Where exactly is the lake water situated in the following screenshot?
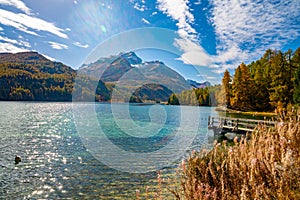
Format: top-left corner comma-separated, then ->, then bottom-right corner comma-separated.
0,102 -> 218,199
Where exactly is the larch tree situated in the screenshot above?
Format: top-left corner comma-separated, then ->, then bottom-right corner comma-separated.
222,69 -> 231,108
269,50 -> 294,108
231,63 -> 253,111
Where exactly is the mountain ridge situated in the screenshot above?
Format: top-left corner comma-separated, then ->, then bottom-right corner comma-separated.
0,51 -> 192,102
80,51 -> 191,95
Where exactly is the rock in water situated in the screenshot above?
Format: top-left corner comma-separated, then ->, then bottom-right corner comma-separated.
15,156 -> 21,164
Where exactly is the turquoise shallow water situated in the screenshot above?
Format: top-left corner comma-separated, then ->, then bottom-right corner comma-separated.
0,102 -> 217,199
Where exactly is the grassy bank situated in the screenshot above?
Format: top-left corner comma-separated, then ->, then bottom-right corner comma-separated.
216,107 -> 276,117
148,109 -> 300,199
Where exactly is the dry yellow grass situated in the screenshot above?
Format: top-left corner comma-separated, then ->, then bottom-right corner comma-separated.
176,109 -> 300,199
147,108 -> 300,199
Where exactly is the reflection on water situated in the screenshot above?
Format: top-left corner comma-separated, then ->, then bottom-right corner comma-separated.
0,102 -> 215,199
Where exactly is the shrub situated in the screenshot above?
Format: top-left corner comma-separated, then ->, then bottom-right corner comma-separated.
149,109 -> 300,199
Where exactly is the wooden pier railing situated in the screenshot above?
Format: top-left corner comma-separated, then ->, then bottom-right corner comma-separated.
208,116 -> 276,134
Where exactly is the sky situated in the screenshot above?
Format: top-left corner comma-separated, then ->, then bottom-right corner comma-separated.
0,0 -> 299,84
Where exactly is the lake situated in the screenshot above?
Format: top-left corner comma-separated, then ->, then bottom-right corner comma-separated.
0,102 -> 218,199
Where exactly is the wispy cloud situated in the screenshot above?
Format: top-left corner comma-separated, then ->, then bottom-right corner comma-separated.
157,0 -> 212,67
141,18 -> 150,24
151,11 -> 157,16
0,35 -> 30,48
201,75 -> 217,80
174,37 -> 211,66
157,0 -> 300,73
209,0 -> 300,71
194,0 -> 201,5
0,0 -> 31,14
131,0 -> 147,12
48,41 -> 68,50
0,42 -> 27,52
0,8 -> 68,39
73,41 -> 89,48
157,0 -> 197,40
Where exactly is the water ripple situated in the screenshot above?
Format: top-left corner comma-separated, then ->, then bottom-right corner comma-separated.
0,102 -> 214,199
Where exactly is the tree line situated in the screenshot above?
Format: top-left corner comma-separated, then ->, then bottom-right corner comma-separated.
168,47 -> 300,112
223,47 -> 300,111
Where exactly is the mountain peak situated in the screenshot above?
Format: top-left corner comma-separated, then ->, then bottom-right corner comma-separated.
120,51 -> 142,65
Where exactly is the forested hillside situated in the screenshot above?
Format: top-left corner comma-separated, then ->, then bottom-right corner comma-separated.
223,47 -> 300,111
0,52 -> 110,101
169,47 -> 300,111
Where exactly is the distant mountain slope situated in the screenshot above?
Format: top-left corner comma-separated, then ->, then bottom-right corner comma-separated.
101,57 -> 132,82
81,52 -> 191,100
130,83 -> 173,103
0,51 -> 191,102
0,52 -> 110,101
139,61 -> 191,93
187,79 -> 211,88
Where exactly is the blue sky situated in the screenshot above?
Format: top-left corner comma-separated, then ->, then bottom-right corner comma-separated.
0,0 -> 299,84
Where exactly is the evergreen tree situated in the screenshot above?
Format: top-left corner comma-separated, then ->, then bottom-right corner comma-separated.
231,63 -> 253,111
293,47 -> 300,104
222,70 -> 231,108
168,93 -> 180,105
269,50 -> 295,107
251,60 -> 271,111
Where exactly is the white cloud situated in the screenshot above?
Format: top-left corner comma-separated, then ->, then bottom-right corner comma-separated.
19,40 -> 30,47
73,41 -> 89,48
134,3 -> 146,11
174,37 -> 211,66
156,0 -> 212,69
141,18 -> 150,24
0,26 -> 3,31
151,11 -> 157,16
194,0 -> 201,5
0,0 -> 31,14
157,0 -> 197,41
0,35 -> 18,44
0,35 -> 30,48
131,0 -> 147,12
209,0 -> 300,71
0,8 -> 68,39
48,41 -> 68,50
156,0 -> 217,77
156,0 -> 300,74
73,0 -> 78,4
0,42 -> 27,52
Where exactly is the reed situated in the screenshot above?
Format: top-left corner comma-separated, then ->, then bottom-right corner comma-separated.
151,108 -> 300,199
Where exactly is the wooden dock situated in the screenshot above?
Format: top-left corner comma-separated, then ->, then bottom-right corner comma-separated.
208,116 -> 276,135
